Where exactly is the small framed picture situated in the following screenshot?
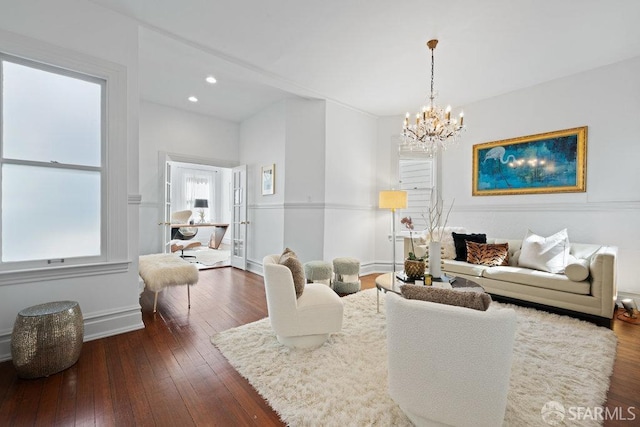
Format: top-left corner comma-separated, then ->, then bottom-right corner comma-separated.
261,164 -> 275,195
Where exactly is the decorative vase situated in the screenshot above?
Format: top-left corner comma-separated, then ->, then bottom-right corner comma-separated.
428,241 -> 442,278
404,259 -> 426,280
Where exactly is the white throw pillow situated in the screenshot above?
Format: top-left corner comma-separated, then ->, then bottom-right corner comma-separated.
423,226 -> 466,260
565,257 -> 590,282
518,229 -> 570,274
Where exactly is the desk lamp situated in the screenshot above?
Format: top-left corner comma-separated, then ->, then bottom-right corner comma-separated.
194,199 -> 208,223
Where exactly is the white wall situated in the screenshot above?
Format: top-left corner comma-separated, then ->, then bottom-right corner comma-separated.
283,99 -> 327,261
139,101 -> 239,254
378,56 -> 640,296
323,102 -> 379,272
0,0 -> 142,360
375,116 -> 407,272
240,101 -> 287,268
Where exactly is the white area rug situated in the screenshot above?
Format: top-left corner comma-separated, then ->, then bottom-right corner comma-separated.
211,288 -> 617,426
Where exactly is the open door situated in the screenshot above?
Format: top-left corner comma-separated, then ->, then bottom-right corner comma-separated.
230,165 -> 248,270
161,160 -> 172,253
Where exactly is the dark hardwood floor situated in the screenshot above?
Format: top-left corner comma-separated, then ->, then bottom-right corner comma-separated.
0,268 -> 638,426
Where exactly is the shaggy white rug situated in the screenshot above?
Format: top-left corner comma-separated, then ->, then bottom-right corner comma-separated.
211,288 -> 617,426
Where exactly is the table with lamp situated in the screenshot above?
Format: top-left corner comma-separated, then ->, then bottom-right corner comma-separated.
171,199 -> 230,249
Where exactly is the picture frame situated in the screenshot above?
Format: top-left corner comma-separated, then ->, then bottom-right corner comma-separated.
261,164 -> 275,195
472,126 -> 587,196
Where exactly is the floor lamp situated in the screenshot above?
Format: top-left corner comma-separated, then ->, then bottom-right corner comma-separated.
379,190 -> 408,279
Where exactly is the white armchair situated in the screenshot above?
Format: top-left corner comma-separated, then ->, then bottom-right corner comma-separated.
263,254 -> 344,349
386,292 -> 516,427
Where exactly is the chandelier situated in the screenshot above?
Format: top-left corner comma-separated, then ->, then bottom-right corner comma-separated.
400,39 -> 465,156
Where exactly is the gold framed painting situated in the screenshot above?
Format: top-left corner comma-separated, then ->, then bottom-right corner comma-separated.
472,126 -> 587,196
261,164 -> 275,195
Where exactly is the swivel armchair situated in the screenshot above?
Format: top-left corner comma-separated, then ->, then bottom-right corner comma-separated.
263,254 -> 343,349
386,292 -> 516,427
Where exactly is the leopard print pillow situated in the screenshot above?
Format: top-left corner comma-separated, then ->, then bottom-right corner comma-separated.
466,241 -> 509,267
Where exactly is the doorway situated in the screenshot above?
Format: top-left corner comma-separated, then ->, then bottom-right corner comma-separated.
159,152 -> 240,269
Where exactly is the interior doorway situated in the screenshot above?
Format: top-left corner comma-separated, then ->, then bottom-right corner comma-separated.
159,152 -> 238,269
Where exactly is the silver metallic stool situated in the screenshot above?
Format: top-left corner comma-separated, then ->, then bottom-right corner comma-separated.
11,301 -> 84,379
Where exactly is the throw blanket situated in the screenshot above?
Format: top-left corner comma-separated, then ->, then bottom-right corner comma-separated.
139,254 -> 199,292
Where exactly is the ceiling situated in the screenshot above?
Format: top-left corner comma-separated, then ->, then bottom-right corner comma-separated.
91,0 -> 640,122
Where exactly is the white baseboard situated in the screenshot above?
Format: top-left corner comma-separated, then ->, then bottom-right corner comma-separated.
0,305 -> 144,362
617,291 -> 640,306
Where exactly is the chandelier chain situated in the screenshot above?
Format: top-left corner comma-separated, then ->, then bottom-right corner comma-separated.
430,44 -> 435,107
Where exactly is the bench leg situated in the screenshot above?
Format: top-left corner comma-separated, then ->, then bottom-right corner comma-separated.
153,291 -> 159,313
187,285 -> 191,309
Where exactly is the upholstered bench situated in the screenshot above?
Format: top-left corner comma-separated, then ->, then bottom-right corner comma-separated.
139,254 -> 199,313
304,260 -> 333,286
333,257 -> 361,294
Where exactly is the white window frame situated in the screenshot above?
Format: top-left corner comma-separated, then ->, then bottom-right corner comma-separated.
398,158 -> 435,231
0,30 -> 129,284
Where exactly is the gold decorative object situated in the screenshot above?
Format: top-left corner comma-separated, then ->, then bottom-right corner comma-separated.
404,259 -> 426,280
11,301 -> 84,379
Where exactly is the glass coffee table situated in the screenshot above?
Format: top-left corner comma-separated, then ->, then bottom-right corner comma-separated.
374,272 -> 484,312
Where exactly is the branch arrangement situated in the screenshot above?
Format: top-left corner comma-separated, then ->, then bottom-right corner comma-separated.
422,189 -> 455,242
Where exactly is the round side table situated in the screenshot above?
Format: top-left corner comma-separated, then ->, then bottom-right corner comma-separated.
11,301 -> 84,379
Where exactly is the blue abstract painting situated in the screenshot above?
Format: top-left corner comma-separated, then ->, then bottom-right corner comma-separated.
473,127 -> 587,196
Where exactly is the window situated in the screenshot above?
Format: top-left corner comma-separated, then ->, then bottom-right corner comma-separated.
399,158 -> 435,230
1,54 -> 105,267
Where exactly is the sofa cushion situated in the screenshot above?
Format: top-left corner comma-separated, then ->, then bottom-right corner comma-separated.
443,259 -> 490,277
400,284 -> 492,311
518,229 -> 570,274
452,232 -> 487,261
565,257 -> 590,282
482,266 -> 591,295
466,241 -> 509,267
279,248 -> 305,298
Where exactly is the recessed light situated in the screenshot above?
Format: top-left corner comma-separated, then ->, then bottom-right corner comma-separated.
188,96 -> 198,103
205,75 -> 217,84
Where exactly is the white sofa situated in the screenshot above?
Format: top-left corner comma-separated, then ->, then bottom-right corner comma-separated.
386,292 -> 517,426
404,236 -> 618,321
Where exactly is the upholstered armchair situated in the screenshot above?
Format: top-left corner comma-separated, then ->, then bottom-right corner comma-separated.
385,292 -> 516,427
262,254 -> 344,349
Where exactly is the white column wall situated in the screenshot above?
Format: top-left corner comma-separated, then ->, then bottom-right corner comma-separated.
239,101 -> 287,270
323,102 -> 378,273
375,116 -> 406,272
283,99 -> 327,262
0,0 -> 142,361
138,101 -> 239,254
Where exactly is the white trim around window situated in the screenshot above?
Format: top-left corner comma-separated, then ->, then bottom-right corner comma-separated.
0,29 -> 130,282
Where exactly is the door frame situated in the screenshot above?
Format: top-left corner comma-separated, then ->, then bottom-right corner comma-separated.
158,151 -> 238,253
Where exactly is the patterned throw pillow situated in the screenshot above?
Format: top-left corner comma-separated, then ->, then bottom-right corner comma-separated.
466,241 -> 509,267
279,248 -> 305,298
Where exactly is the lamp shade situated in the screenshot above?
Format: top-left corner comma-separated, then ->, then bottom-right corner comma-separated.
379,191 -> 407,210
194,199 -> 208,208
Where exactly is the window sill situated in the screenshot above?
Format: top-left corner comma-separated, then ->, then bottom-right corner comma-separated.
0,260 -> 132,286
